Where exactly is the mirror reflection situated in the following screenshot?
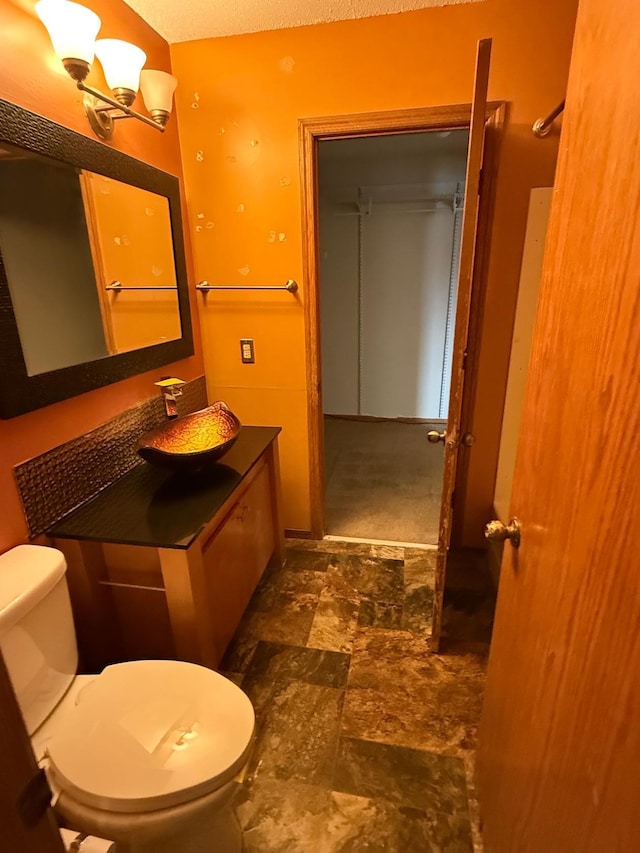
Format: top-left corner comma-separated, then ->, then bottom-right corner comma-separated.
0,144 -> 181,377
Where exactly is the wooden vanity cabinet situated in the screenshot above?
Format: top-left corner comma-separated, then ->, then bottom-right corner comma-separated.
53,436 -> 283,672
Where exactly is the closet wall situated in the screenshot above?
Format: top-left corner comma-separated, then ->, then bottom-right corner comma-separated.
319,132 -> 468,420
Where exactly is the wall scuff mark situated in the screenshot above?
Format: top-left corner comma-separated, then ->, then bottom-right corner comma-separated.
279,56 -> 295,73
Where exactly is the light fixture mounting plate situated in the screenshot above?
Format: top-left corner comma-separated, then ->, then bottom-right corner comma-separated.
83,93 -> 114,140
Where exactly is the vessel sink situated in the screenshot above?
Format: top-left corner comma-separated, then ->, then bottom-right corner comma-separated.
137,401 -> 242,472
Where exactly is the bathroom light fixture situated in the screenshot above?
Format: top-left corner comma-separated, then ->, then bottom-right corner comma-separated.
35,0 -> 177,140
94,39 -> 147,106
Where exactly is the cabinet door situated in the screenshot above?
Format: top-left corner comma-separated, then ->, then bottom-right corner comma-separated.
201,506 -> 251,665
201,460 -> 277,665
241,460 -> 276,591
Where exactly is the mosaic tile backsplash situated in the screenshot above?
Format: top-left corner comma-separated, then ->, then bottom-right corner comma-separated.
15,376 -> 208,538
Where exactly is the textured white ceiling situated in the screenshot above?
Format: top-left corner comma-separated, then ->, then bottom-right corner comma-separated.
124,0 -> 482,44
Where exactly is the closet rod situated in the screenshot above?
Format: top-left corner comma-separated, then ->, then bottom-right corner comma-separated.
196,280 -> 299,293
532,100 -> 565,137
106,281 -> 177,291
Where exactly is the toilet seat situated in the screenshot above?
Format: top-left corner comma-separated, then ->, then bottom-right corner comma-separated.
44,660 -> 254,814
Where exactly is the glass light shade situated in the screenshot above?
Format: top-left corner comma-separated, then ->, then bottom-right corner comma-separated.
140,70 -> 177,114
95,39 -> 146,93
35,0 -> 101,64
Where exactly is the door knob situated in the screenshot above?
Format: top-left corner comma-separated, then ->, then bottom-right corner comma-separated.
427,429 -> 446,444
484,518 -> 521,548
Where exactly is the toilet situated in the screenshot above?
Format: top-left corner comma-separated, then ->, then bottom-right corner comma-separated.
0,544 -> 255,853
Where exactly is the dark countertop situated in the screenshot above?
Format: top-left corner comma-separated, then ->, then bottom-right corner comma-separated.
49,426 -> 281,550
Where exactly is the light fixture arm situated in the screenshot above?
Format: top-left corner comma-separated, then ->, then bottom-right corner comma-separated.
77,81 -> 165,139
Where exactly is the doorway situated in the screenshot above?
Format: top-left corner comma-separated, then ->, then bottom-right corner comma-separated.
301,104 -> 502,544
317,131 -> 469,544
301,83 -> 503,645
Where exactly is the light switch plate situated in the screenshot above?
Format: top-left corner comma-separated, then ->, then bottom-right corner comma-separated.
240,338 -> 255,363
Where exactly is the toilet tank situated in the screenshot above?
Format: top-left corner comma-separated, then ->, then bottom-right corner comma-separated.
0,545 -> 78,734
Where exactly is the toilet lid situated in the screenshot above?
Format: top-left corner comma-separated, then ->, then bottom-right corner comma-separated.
45,660 -> 255,813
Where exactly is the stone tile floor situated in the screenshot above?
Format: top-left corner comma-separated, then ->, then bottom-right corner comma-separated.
220,540 -> 490,853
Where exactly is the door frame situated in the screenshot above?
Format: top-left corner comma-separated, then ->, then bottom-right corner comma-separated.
299,102 -> 505,539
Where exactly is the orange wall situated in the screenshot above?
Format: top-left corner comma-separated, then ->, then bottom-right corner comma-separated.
0,0 -> 202,552
172,0 -> 578,539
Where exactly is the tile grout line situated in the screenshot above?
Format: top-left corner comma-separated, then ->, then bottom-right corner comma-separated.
463,752 -> 485,853
325,688 -> 349,795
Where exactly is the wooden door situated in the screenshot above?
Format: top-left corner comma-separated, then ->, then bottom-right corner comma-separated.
476,1 -> 640,850
431,38 -> 492,647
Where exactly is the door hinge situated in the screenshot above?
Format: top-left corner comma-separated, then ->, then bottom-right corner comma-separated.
478,165 -> 484,196
451,489 -> 456,508
17,769 -> 53,829
462,349 -> 469,370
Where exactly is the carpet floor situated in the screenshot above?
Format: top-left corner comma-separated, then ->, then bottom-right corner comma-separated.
323,416 -> 445,545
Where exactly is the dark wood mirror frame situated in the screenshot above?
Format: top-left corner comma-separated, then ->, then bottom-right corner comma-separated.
0,97 -> 194,419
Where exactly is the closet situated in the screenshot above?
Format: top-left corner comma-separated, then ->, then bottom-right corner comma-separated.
318,131 -> 469,542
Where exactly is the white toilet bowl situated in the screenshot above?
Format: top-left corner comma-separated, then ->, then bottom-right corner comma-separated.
36,660 -> 255,853
0,546 -> 255,853
56,768 -> 243,853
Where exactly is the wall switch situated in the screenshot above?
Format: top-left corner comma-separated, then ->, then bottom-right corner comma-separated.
240,338 -> 255,363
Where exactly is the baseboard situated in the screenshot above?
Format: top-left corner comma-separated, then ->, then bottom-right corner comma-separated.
324,413 -> 447,425
285,528 -> 313,539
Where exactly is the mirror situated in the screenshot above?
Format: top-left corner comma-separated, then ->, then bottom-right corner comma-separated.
81,174 -> 181,357
0,97 -> 193,418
